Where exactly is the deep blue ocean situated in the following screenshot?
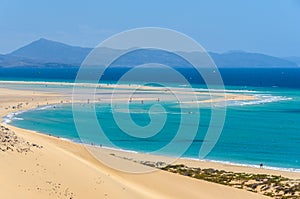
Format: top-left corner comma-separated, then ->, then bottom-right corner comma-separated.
1,67 -> 300,171
1,67 -> 300,88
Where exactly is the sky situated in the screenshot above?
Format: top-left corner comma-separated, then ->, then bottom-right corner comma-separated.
0,0 -> 300,57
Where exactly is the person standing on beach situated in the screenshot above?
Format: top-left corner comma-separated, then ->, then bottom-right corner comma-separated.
260,163 -> 263,168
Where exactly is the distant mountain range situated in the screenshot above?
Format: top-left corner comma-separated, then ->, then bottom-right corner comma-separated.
284,56 -> 300,66
0,38 -> 91,67
0,38 -> 298,68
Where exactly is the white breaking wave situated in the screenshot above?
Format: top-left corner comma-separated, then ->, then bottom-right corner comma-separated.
35,105 -> 57,110
2,110 -> 25,124
227,94 -> 292,107
2,104 -> 56,124
195,88 -> 258,93
184,158 -> 300,173
12,117 -> 24,121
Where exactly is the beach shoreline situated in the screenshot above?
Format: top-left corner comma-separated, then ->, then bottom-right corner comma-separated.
0,82 -> 298,198
2,81 -> 298,175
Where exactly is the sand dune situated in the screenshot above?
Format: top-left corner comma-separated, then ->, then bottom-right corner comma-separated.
0,124 -> 270,199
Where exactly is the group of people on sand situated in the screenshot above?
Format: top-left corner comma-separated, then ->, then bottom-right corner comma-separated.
128,97 -> 160,104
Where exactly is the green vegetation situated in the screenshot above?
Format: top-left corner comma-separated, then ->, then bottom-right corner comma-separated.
161,164 -> 300,199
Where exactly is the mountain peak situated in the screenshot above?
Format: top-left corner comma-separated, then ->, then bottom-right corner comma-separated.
225,50 -> 247,54
37,37 -> 48,41
35,38 -> 53,43
25,38 -> 70,48
7,38 -> 92,65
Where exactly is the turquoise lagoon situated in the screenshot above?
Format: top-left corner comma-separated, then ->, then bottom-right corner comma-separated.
3,83 -> 300,172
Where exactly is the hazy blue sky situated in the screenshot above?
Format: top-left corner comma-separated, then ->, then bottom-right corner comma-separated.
0,0 -> 300,57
